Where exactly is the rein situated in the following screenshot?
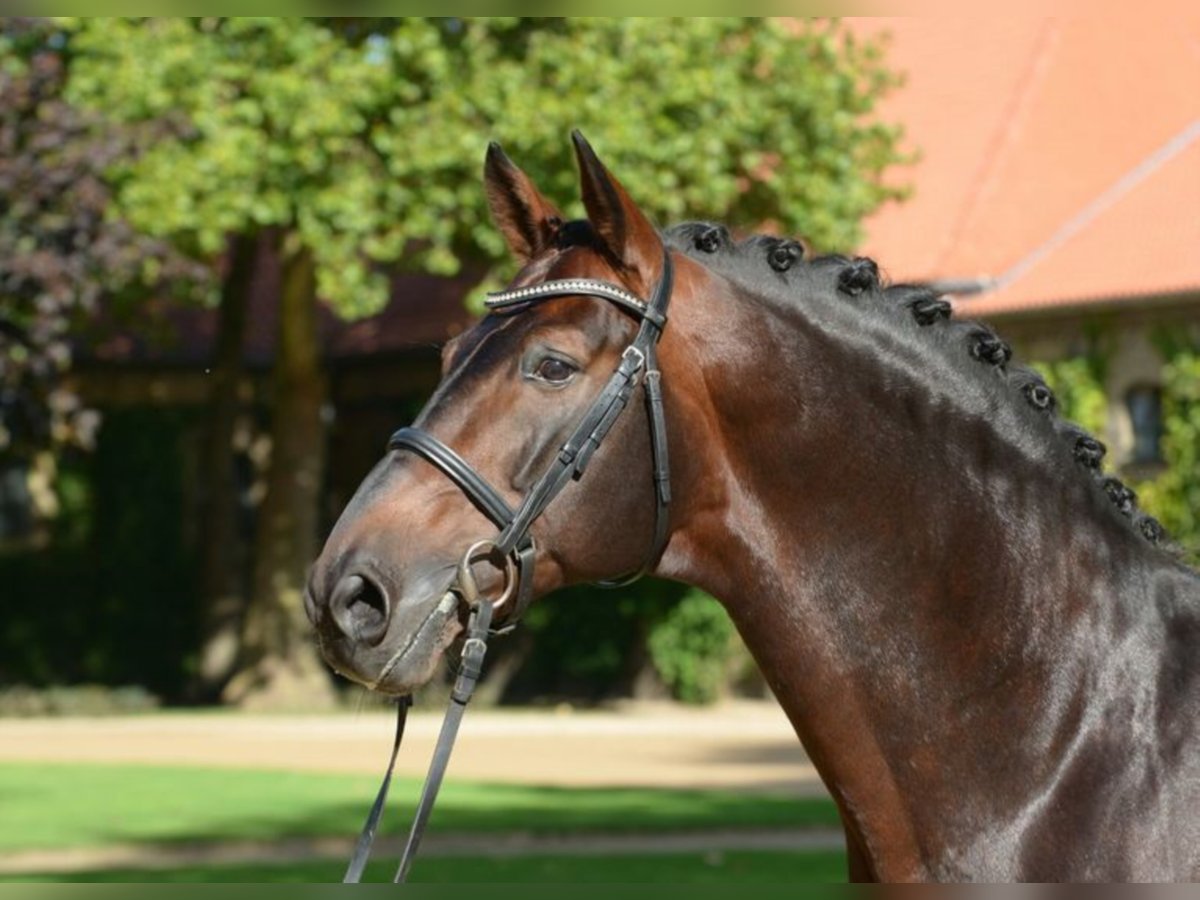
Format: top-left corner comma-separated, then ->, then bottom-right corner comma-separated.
342,251 -> 675,882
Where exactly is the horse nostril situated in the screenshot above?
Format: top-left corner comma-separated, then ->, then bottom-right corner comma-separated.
329,573 -> 391,646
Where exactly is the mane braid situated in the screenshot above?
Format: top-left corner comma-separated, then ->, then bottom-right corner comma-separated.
661,221 -> 1169,549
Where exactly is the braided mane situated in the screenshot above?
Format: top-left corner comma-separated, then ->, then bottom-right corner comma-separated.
662,221 -> 1167,548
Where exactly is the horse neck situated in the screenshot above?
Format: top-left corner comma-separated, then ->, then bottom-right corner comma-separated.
656,277 -> 1161,877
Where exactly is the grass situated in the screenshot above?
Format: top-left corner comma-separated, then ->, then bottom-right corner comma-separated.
2,850 -> 848,883
0,763 -> 840,853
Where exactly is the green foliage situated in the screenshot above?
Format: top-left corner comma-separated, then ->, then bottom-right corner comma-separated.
1134,343 -> 1200,562
0,18 -> 208,458
1034,341 -> 1200,564
648,589 -> 737,705
0,684 -> 159,716
1033,355 -> 1108,436
63,17 -> 908,318
508,578 -> 685,701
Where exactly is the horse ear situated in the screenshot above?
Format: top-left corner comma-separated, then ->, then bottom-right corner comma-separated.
571,130 -> 663,292
483,141 -> 564,262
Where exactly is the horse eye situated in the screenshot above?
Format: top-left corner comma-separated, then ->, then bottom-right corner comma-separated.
533,357 -> 576,384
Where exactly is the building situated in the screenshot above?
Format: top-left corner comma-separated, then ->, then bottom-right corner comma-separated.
849,15 -> 1200,472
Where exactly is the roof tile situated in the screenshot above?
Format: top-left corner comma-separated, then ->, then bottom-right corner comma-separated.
851,14 -> 1200,314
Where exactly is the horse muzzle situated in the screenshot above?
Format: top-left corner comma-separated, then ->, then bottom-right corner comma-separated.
306,560 -> 463,695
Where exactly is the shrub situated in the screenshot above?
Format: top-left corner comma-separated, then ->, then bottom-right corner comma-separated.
647,589 -> 737,705
1135,344 -> 1200,563
0,683 -> 160,716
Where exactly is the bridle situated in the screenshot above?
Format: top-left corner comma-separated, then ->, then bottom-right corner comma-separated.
342,248 -> 675,883
389,247 -> 675,627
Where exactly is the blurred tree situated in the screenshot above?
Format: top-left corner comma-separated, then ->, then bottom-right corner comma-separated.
62,17 -> 907,706
1132,340 -> 1200,566
190,231 -> 259,701
0,18 -> 206,527
647,588 -> 738,705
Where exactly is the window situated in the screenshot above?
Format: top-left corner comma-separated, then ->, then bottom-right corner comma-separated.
1126,385 -> 1164,465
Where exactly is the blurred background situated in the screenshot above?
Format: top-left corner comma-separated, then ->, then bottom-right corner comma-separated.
0,15 -> 1197,883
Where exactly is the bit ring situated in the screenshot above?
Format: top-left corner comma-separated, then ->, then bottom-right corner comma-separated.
457,539 -> 518,611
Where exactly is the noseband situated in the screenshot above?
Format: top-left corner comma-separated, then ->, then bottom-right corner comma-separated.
343,250 -> 674,883
387,248 -> 675,628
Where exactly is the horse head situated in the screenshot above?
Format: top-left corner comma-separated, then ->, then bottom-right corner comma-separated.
305,134 -> 710,695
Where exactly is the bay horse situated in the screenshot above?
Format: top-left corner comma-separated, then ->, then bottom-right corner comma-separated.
306,133 -> 1200,882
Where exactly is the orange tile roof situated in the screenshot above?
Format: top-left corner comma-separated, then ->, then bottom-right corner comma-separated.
849,15 -> 1200,316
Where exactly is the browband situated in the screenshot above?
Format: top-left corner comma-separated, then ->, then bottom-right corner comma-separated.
486,277 -> 667,329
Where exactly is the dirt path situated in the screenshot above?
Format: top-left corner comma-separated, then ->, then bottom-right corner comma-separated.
0,700 -> 826,795
0,829 -> 846,876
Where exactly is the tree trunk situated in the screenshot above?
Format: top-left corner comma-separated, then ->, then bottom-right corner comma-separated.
624,618 -> 669,701
224,242 -> 337,709
190,233 -> 257,702
473,629 -> 536,707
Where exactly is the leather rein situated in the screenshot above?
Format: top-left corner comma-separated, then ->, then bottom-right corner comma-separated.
342,250 -> 674,882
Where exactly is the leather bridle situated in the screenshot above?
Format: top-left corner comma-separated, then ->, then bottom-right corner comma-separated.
387,248 -> 674,628
342,248 -> 675,883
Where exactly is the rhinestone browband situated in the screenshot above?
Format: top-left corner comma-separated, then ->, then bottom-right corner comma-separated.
486,278 -> 665,327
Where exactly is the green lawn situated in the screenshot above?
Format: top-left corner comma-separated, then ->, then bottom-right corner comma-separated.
3,851 -> 848,883
0,763 -> 840,852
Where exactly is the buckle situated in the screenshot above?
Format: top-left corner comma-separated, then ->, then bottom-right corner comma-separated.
621,345 -> 646,371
